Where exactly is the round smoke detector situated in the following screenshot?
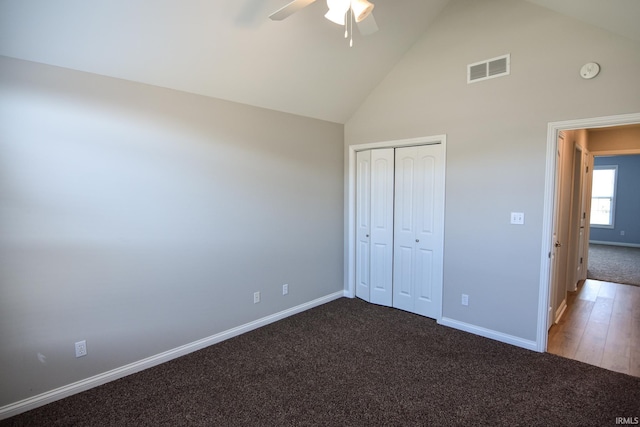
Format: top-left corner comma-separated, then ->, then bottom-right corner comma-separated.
580,62 -> 600,79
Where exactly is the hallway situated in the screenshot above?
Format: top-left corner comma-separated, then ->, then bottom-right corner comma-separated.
548,279 -> 640,377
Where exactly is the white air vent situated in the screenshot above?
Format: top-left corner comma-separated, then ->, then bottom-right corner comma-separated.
467,54 -> 510,83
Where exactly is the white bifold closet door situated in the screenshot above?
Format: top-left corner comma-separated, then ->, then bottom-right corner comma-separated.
355,144 -> 444,319
355,148 -> 394,306
392,145 -> 444,319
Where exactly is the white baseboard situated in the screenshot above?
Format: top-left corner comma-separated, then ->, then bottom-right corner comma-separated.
589,240 -> 640,248
0,291 -> 344,420
438,317 -> 538,352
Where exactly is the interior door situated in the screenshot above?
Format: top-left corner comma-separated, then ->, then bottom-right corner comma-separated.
549,132 -> 567,329
355,150 -> 371,301
580,153 -> 594,278
355,149 -> 394,306
577,150 -> 591,281
568,145 -> 584,291
369,149 -> 394,306
571,146 -> 590,287
393,144 -> 445,319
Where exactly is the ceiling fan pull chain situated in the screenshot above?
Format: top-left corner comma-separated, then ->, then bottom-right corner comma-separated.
350,6 -> 354,47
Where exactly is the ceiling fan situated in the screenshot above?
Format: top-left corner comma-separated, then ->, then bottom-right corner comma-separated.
269,0 -> 378,46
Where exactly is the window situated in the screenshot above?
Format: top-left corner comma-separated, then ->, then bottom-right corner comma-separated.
590,165 -> 617,227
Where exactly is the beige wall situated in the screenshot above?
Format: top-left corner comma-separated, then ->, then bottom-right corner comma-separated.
0,56 -> 344,408
345,0 -> 640,342
588,125 -> 640,153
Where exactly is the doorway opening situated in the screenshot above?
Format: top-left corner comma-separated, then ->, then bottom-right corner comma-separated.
540,113 -> 640,376
587,154 -> 640,287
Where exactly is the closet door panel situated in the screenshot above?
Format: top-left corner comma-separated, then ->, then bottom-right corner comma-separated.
414,145 -> 444,318
417,154 -> 436,236
416,248 -> 434,302
356,148 -> 394,306
415,151 -> 435,305
397,156 -> 415,234
370,149 -> 394,306
355,150 -> 371,301
394,245 -> 414,309
394,144 -> 444,319
371,243 -> 389,297
393,147 -> 418,312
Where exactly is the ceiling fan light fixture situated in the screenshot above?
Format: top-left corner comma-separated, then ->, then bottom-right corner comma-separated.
351,0 -> 374,22
325,0 -> 350,25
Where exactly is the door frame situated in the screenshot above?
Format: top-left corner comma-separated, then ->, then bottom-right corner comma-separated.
537,112 -> 640,352
345,135 -> 447,311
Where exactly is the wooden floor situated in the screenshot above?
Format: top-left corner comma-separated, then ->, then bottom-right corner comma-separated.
548,279 -> 640,377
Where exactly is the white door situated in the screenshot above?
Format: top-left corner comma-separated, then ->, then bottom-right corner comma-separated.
355,150 -> 371,301
577,150 -> 591,281
393,144 -> 445,319
549,133 -> 566,329
355,149 -> 394,306
568,145 -> 584,292
571,147 -> 587,287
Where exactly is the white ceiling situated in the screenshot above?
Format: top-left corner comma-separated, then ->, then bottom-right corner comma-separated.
1,0 -> 639,124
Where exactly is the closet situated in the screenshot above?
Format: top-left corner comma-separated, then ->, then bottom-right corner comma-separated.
355,144 -> 445,319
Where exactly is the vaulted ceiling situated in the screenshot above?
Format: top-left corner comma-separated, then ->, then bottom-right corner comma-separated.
1,0 -> 639,123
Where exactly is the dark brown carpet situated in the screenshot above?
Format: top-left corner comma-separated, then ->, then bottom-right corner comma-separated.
588,243 -> 640,286
2,298 -> 639,426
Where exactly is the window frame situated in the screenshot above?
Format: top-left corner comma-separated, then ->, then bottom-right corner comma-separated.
590,164 -> 618,229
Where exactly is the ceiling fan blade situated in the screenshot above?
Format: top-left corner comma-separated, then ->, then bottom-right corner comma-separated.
269,0 -> 317,21
356,12 -> 378,35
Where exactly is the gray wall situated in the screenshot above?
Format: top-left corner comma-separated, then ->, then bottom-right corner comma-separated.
345,0 -> 640,341
590,155 -> 640,245
0,56 -> 344,407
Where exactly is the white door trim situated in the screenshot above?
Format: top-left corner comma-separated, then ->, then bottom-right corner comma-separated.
538,112 -> 640,352
345,135 -> 447,302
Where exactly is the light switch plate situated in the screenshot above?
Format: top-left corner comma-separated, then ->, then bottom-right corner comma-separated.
510,212 -> 525,225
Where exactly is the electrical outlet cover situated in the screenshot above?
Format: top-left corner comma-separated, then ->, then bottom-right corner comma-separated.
75,340 -> 87,358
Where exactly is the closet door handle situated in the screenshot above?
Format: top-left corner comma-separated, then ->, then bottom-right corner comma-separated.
366,234 -> 369,238
416,239 -> 420,243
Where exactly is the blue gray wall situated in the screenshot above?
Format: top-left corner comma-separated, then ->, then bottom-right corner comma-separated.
590,155 -> 640,246
0,56 -> 344,409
